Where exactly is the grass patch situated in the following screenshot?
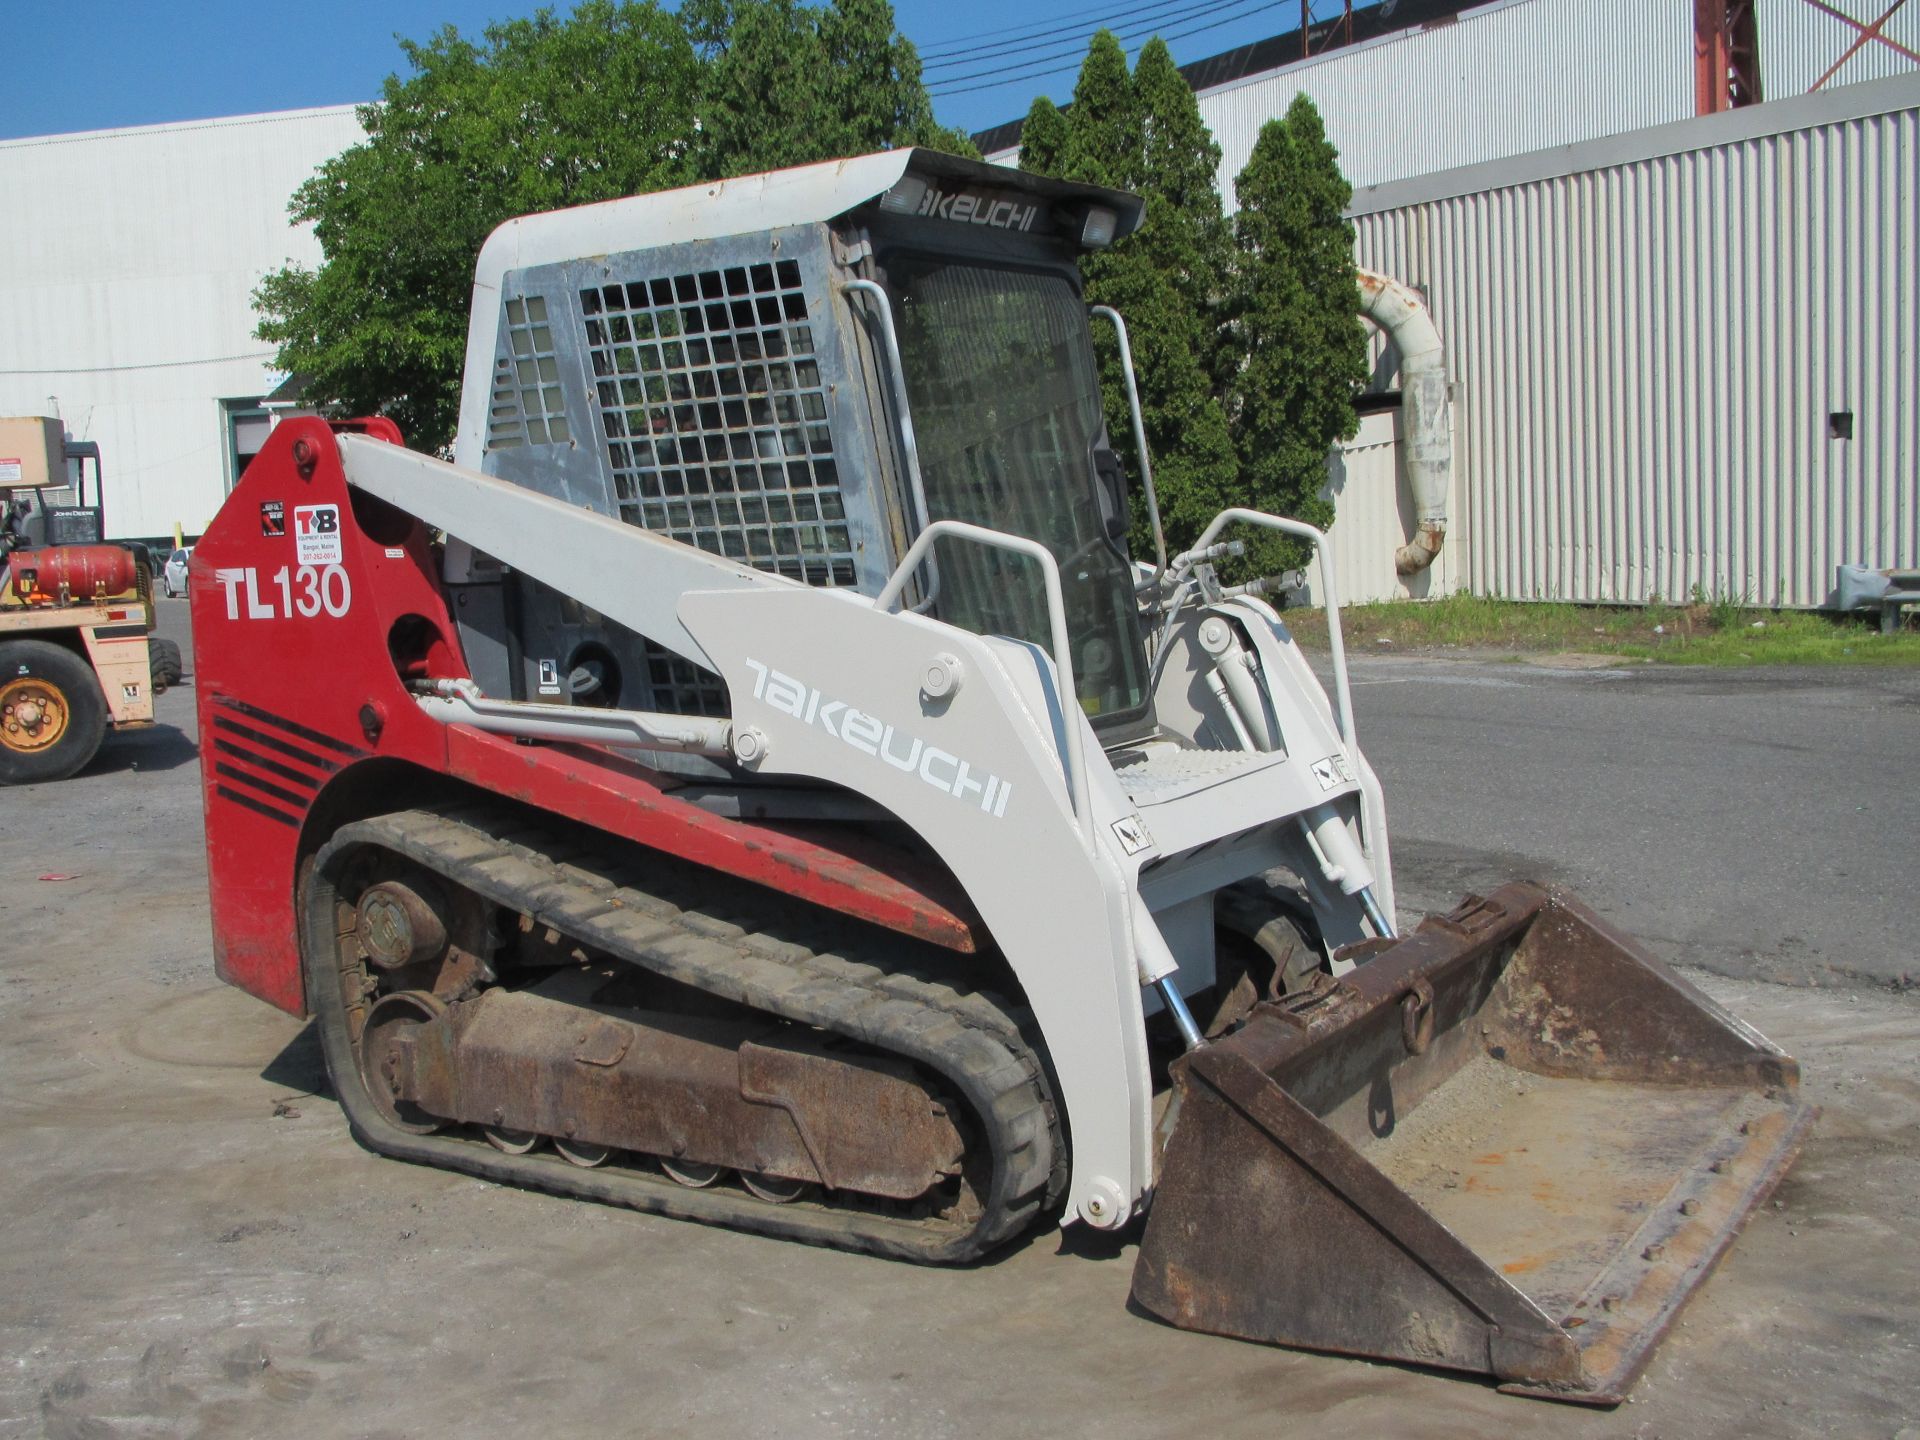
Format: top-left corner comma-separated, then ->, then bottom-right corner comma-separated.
1283,593 -> 1920,667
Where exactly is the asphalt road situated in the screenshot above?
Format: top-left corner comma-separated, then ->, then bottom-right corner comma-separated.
3,602 -> 1917,1438
1342,653 -> 1919,990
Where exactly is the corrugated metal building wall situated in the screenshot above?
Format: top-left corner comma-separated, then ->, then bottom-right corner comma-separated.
1758,0 -> 1920,95
0,106 -> 365,540
1345,75 -> 1916,607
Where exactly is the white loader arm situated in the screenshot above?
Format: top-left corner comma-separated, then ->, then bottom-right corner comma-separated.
338,434 -> 784,672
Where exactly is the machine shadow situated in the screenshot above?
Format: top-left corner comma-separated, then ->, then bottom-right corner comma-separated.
261,1019 -> 330,1096
82,721 -> 199,776
1055,1212 -> 1145,1262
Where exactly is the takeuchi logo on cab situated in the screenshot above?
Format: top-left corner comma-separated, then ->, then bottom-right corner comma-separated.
914,188 -> 1039,233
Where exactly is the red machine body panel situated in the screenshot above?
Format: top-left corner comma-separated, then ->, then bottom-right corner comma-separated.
192,420 -> 980,1017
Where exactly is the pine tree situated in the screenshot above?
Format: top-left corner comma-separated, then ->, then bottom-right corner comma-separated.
688,0 -> 973,175
1057,30 -> 1136,188
1228,95 -> 1368,571
1131,40 -> 1225,277
686,0 -> 837,176
1045,33 -> 1239,566
1016,96 -> 1068,176
1119,39 -> 1240,553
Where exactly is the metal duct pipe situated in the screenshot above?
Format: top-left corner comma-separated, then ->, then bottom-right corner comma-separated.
1356,269 -> 1451,576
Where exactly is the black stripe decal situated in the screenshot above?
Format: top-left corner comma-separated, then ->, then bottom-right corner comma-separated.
214,761 -> 312,811
215,784 -> 300,829
210,715 -> 341,774
92,623 -> 150,640
212,738 -> 322,792
213,695 -> 365,757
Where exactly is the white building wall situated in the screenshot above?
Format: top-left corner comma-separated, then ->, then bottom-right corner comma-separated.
1348,75 -> 1917,608
986,0 -> 1917,198
1199,0 -> 1692,198
0,105 -> 366,540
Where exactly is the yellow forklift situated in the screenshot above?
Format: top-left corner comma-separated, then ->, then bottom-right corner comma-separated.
1,416 -> 180,784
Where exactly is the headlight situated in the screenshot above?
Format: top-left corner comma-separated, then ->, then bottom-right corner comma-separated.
1080,206 -> 1119,248
879,176 -> 931,216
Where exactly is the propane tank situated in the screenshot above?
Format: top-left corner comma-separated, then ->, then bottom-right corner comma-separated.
6,545 -> 140,604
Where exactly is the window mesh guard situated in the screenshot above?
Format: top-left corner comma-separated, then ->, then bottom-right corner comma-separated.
581,261 -> 856,715
581,261 -> 853,585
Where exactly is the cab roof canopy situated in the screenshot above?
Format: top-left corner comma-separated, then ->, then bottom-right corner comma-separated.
454,150 -> 1144,468
470,148 -> 1145,298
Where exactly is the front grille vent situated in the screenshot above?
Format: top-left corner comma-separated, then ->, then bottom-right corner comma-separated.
488,295 -> 570,450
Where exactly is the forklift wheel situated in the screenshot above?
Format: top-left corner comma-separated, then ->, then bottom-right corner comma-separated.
0,640 -> 108,784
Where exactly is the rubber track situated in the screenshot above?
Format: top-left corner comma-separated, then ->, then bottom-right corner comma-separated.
305,804 -> 1060,1263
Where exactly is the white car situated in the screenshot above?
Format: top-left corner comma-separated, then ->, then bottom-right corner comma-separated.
162,546 -> 192,598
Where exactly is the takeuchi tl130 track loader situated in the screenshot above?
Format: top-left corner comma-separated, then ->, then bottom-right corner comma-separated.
194,150 -> 1812,1403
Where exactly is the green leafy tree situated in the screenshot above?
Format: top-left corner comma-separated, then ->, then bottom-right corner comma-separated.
257,0 -> 964,448
685,0 -> 968,174
255,3 -> 700,447
1228,95 -> 1368,568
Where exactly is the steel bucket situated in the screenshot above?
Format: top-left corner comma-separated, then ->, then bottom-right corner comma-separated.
1133,883 -> 1815,1403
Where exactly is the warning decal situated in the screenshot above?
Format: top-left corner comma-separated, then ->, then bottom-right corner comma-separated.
1311,753 -> 1358,791
293,504 -> 343,564
0,458 -> 21,484
260,500 -> 285,537
1110,814 -> 1154,856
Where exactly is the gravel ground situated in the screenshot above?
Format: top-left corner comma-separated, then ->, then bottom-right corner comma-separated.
2,602 -> 1915,1439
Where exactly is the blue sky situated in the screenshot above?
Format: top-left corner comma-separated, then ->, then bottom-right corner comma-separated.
0,0 -> 1306,142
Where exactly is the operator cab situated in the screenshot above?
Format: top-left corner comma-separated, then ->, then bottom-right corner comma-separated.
452,149 -> 1155,762
866,168 -> 1151,737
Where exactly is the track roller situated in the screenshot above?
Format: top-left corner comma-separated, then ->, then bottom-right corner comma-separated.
485,1127 -> 541,1155
556,1138 -> 615,1169
662,1159 -> 726,1188
742,1172 -> 814,1204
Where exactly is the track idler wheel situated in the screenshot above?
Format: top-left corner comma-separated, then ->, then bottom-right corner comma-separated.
354,877 -> 450,971
358,991 -> 448,1135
